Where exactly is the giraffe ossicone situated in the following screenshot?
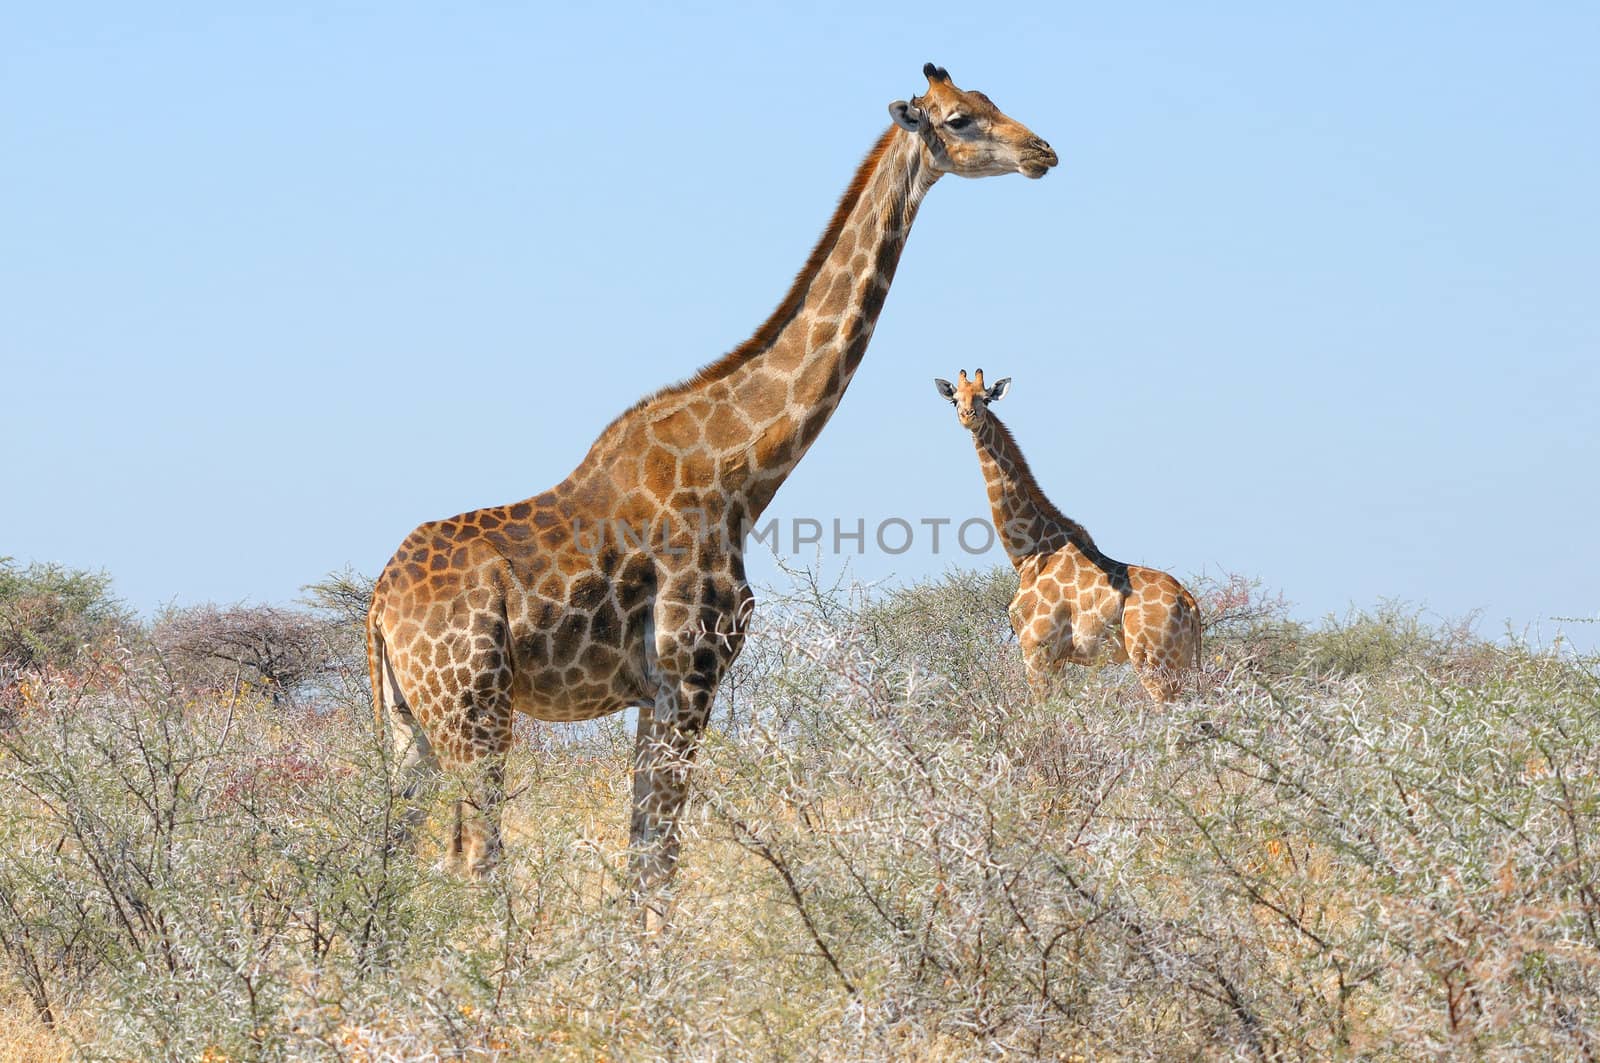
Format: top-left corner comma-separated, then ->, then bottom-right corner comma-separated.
934,369 -> 1202,702
366,65 -> 1058,913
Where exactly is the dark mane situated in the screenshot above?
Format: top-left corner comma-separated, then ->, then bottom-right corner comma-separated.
593,126 -> 903,438
987,412 -> 1101,555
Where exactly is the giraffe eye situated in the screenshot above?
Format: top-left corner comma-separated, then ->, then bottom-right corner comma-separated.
945,114 -> 971,131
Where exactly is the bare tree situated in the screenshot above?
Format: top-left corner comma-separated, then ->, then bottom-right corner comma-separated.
154,604 -> 336,707
300,568 -> 375,636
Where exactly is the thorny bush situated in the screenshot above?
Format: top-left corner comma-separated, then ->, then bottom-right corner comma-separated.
0,566 -> 1596,1059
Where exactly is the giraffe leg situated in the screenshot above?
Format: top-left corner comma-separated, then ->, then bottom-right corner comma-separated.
385,697 -> 441,852
1105,623 -> 1132,665
1123,584 -> 1191,704
1022,650 -> 1055,701
629,673 -> 714,928
1071,596 -> 1131,668
1135,638 -> 1187,703
1017,624 -> 1052,702
1017,594 -> 1080,702
435,672 -> 515,878
1119,599 -> 1164,702
1136,662 -> 1181,704
1141,587 -> 1203,703
449,749 -> 507,877
629,583 -> 747,928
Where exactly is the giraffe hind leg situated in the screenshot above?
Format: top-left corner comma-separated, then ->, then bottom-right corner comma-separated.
1118,605 -> 1170,703
1124,604 -> 1189,704
1106,620 -> 1132,665
1136,665 -> 1183,704
382,669 -> 442,853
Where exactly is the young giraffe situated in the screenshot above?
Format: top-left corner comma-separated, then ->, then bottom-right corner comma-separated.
367,66 -> 1057,911
933,370 -> 1201,702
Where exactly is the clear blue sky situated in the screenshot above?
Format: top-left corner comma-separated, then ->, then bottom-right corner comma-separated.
4,4 -> 1597,647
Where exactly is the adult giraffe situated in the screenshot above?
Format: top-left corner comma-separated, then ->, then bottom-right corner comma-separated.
366,64 -> 1058,911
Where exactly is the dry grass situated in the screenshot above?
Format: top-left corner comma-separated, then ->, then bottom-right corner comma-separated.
0,568 -> 1596,1059
0,981 -> 72,1063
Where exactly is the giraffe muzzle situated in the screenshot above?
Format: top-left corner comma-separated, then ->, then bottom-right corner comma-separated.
1019,138 -> 1059,179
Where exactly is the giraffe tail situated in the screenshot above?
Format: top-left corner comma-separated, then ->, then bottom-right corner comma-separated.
1189,589 -> 1204,671
366,598 -> 387,740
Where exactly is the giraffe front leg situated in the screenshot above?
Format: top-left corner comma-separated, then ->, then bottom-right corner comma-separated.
628,577 -> 748,925
1063,609 -> 1113,666
1018,632 -> 1058,702
629,674 -> 713,929
1024,657 -> 1054,701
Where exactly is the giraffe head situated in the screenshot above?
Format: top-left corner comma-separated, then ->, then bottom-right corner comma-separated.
934,368 -> 1011,430
889,63 -> 1058,179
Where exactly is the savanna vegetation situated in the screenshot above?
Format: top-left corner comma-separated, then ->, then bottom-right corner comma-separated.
1,555 -> 1596,1060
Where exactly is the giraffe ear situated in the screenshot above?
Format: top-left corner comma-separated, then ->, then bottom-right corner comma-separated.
985,378 -> 1011,403
889,100 -> 927,132
933,377 -> 956,402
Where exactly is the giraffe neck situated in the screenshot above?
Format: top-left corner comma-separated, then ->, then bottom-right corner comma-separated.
724,127 -> 937,518
970,412 -> 1097,566
582,127 -> 939,531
